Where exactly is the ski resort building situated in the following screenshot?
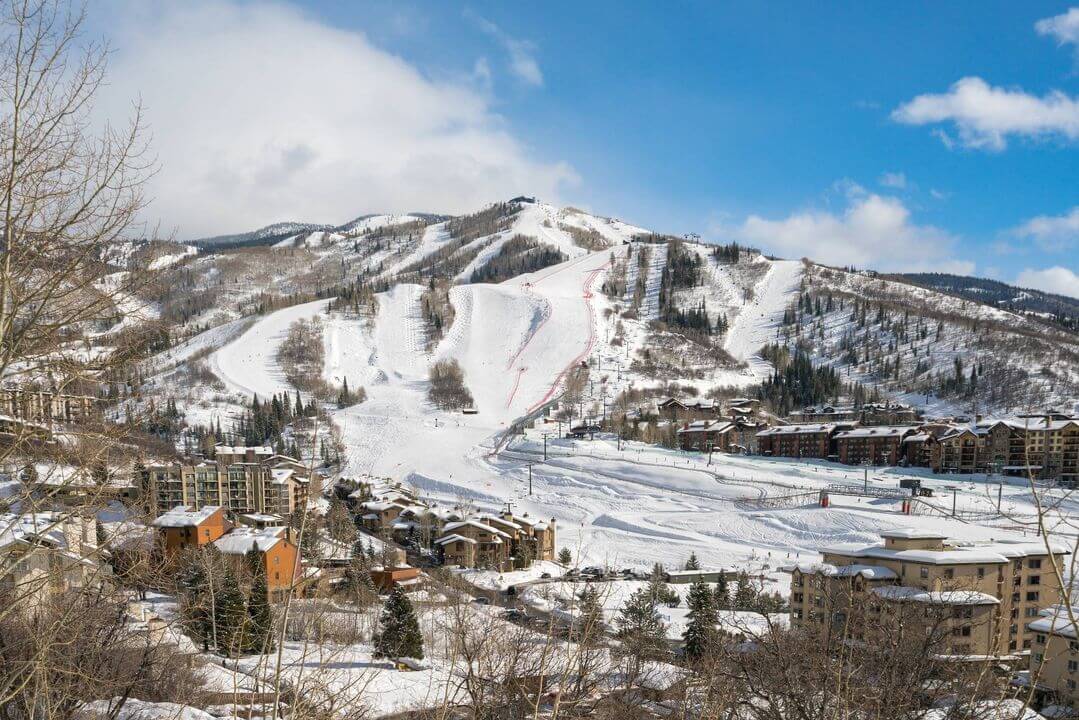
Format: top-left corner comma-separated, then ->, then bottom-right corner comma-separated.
152,505 -> 231,555
0,513 -> 107,613
1027,608 -> 1079,707
435,512 -> 556,571
785,529 -> 1070,657
982,417 -> 1079,485
676,418 -> 762,453
834,426 -> 919,465
142,446 -> 309,518
213,526 -> 300,600
756,423 -> 844,459
0,384 -> 97,426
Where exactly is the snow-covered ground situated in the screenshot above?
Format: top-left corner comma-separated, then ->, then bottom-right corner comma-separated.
197,244 -> 1073,587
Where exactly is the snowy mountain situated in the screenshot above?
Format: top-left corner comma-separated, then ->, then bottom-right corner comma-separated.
138,197 -> 1078,420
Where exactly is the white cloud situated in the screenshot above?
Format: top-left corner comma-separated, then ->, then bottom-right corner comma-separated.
1011,206 -> 1079,251
892,76 -> 1079,150
467,12 -> 543,86
1036,7 -> 1079,51
878,171 -> 907,189
714,192 -> 973,274
94,1 -> 574,238
1015,266 -> 1079,299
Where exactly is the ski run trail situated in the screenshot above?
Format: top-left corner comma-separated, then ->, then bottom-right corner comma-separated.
203,248 -> 1066,575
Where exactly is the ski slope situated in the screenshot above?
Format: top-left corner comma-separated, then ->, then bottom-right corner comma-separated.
724,258 -> 803,378
198,244 -> 1064,578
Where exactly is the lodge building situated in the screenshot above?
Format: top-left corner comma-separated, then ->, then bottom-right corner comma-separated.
785,529 -> 1070,657
142,446 -> 309,517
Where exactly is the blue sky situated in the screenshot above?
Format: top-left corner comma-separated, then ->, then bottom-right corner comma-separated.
94,1 -> 1079,295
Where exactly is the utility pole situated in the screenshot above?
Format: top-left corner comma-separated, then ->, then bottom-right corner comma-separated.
543,433 -> 549,461
952,487 -> 957,517
528,463 -> 533,496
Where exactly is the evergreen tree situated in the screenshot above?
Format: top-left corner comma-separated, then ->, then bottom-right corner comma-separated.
714,573 -> 730,610
558,547 -> 573,565
684,552 -> 700,571
374,587 -> 424,660
213,563 -> 248,657
683,579 -> 718,663
616,587 -> 667,660
244,547 -> 275,654
733,570 -> 757,610
579,585 -> 603,632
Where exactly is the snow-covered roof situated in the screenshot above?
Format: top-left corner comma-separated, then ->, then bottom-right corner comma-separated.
1028,606 -> 1079,639
677,420 -> 733,435
0,512 -> 70,549
758,424 -> 836,436
361,500 -> 407,512
239,513 -> 283,523
783,562 -> 897,580
442,519 -> 510,538
269,468 -> 295,484
871,586 -> 1000,606
213,527 -> 287,555
215,445 -> 272,455
834,425 -> 918,439
434,534 -> 476,546
881,528 -> 948,540
151,506 -> 221,528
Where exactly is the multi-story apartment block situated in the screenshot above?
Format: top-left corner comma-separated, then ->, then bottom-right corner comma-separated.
677,418 -> 763,453
152,505 -> 231,556
757,423 -> 844,459
213,526 -> 300,600
434,512 -> 557,571
0,512 -> 107,613
983,417 -> 1079,485
1027,607 -> 1079,707
142,446 -> 309,517
0,384 -> 97,425
835,426 -> 918,465
785,529 -> 1070,657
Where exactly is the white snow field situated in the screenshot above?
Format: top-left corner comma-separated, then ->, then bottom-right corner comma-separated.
202,246 -> 1072,580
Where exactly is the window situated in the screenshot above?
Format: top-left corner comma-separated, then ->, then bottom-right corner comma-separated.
1029,575 -> 1041,585
944,568 -> 954,579
1036,634 -> 1047,644
1027,591 -> 1040,602
1029,558 -> 1042,570
977,567 -> 985,579
1069,679 -> 1077,691
1069,660 -> 1078,673
1026,607 -> 1040,617
1033,652 -> 1044,664
920,567 -> 929,579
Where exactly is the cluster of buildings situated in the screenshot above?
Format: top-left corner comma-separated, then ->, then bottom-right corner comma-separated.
0,512 -> 106,611
783,528 -> 1079,708
0,384 -> 97,426
140,445 -> 311,518
340,476 -> 556,572
151,505 -> 301,600
670,397 -> 1079,485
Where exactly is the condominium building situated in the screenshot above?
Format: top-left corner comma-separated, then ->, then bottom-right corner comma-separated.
0,384 -> 97,425
142,446 -> 309,517
983,417 -> 1079,485
757,423 -> 844,459
834,426 -> 918,465
435,512 -> 557,571
1027,607 -> 1079,707
785,529 -> 1070,657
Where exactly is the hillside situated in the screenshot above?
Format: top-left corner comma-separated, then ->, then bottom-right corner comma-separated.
130,198 -> 1079,422
890,272 -> 1079,333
